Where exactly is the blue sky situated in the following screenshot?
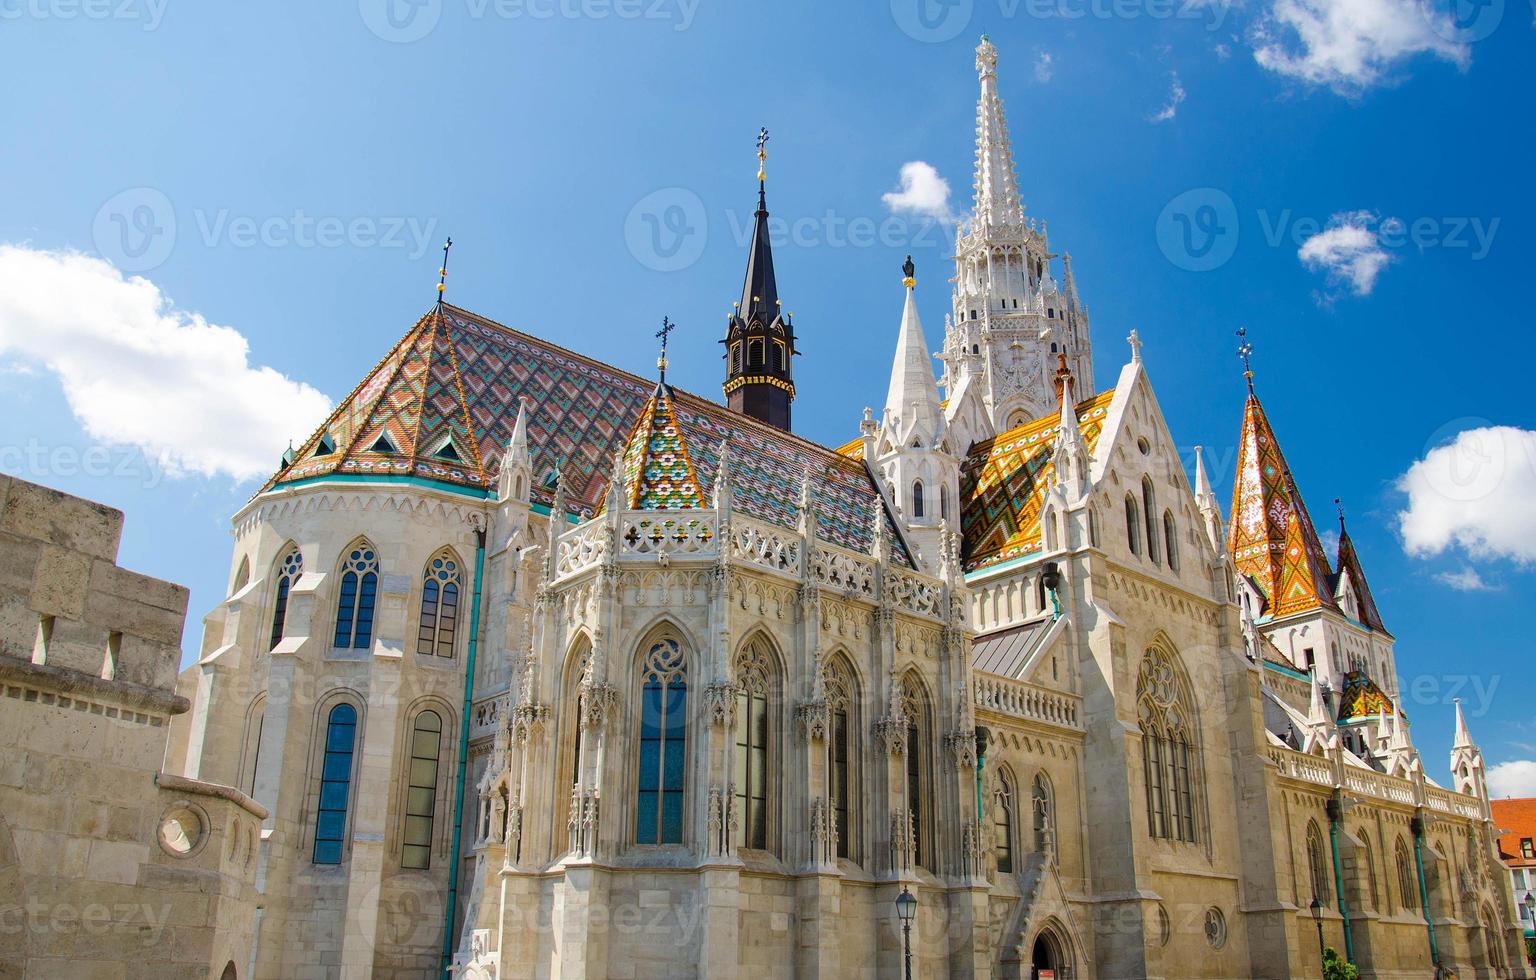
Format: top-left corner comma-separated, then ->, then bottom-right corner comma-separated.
1,0 -> 1532,791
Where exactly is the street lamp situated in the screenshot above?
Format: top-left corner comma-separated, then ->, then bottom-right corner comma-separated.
1310,897 -> 1325,971
896,888 -> 917,980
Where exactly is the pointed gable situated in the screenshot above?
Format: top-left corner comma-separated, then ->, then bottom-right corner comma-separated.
1336,670 -> 1401,723
1335,526 -> 1389,634
619,386 -> 707,510
1227,392 -> 1336,619
959,389 -> 1114,573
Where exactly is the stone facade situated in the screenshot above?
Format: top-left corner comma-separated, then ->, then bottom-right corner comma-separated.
0,474 -> 264,979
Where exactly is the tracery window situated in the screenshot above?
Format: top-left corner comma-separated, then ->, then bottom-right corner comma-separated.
825,658 -> 856,860
417,551 -> 463,658
994,768 -> 1016,874
1358,829 -> 1380,910
636,637 -> 687,845
313,702 -> 358,865
899,675 -> 931,869
1125,495 -> 1141,556
269,547 -> 303,651
1137,645 -> 1199,843
911,480 -> 925,519
1032,772 -> 1054,854
333,542 -> 379,649
733,640 -> 775,851
1396,837 -> 1419,910
1307,820 -> 1332,907
401,709 -> 443,869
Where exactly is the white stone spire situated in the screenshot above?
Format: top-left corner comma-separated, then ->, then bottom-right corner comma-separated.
498,400 -> 532,502
1052,361 -> 1088,500
884,257 -> 944,445
1193,445 -> 1224,553
1453,697 -> 1475,749
971,36 -> 1025,231
1450,697 -> 1486,800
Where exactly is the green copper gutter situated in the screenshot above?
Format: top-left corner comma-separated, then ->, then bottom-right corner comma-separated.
1411,814 -> 1441,969
1326,793 -> 1356,964
442,524 -> 487,976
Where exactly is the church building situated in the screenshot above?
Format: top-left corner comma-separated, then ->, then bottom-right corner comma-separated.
168,37 -> 1530,980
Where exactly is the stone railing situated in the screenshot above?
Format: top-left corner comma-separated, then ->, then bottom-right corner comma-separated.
1343,767 -> 1415,806
810,543 -> 877,599
618,512 -> 719,560
887,566 -> 944,620
1425,785 -> 1482,820
973,675 -> 1082,731
728,515 -> 802,578
553,518 -> 611,580
1267,746 -> 1336,787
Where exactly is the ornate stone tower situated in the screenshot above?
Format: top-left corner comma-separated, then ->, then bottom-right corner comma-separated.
941,37 -> 1095,445
723,128 -> 796,431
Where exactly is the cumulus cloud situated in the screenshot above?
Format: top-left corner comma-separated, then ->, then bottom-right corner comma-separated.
1034,51 -> 1055,83
1397,426 -> 1536,563
881,162 -> 956,225
1298,211 -> 1395,297
0,245 -> 333,482
1149,73 -> 1187,123
1251,0 -> 1468,92
1487,759 -> 1536,798
1433,566 -> 1500,591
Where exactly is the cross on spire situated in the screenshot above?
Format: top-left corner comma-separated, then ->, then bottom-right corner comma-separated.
656,316 -> 676,384
756,127 -> 770,185
1127,329 -> 1142,363
436,237 -> 453,307
1237,326 -> 1255,392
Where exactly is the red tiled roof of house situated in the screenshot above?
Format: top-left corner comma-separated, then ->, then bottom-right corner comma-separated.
1491,797 -> 1536,868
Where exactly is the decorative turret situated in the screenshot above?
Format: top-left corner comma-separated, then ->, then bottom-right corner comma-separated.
871,256 -> 956,572
1051,356 -> 1088,502
498,400 -> 533,504
1193,445 -> 1225,555
1450,698 -> 1487,799
1301,668 -> 1334,754
722,128 -> 796,431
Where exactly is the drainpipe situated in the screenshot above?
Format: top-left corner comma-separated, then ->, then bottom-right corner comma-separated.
973,727 -> 990,825
1410,814 -> 1441,971
442,520 -> 488,977
1326,793 -> 1356,964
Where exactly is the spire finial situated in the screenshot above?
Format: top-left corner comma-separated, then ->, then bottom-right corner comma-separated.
756,126 -> 770,191
655,316 -> 676,385
1236,326 -> 1255,392
902,254 -> 916,289
1335,496 -> 1346,532
1127,328 -> 1142,364
436,237 -> 453,307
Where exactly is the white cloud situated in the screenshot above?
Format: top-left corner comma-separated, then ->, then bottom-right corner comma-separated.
0,245 -> 333,482
881,162 -> 956,225
1034,51 -> 1055,83
1433,566 -> 1500,591
1487,759 -> 1536,798
1298,211 -> 1394,296
1149,73 -> 1186,123
1215,42 -> 1234,60
1251,0 -> 1468,91
1397,426 -> 1536,563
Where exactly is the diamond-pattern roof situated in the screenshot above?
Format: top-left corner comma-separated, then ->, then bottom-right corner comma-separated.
1336,670 -> 1401,723
959,390 -> 1115,573
264,304 -> 911,564
620,385 -> 707,510
1334,525 -> 1389,634
1227,393 -> 1336,619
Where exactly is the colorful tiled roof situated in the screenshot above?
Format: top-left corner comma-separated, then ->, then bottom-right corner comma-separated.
1227,393 -> 1337,619
1335,670 -> 1401,723
959,390 -> 1115,573
619,385 -> 707,510
263,304 -> 912,564
1490,798 -> 1536,867
1334,524 -> 1389,634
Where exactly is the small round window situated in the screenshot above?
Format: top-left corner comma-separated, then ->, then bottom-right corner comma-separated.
158,804 -> 207,858
1204,907 -> 1227,949
1137,437 -> 1151,455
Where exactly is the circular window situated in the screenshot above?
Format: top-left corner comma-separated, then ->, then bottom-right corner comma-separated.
1137,437 -> 1151,455
158,804 -> 208,858
1155,904 -> 1172,947
1204,907 -> 1227,949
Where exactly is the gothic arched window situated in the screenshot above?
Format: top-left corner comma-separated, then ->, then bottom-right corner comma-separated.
1307,820 -> 1332,907
417,551 -> 463,658
993,768 -> 1016,874
1137,645 -> 1200,843
636,637 -> 688,845
333,542 -> 379,649
911,481 -> 925,519
730,343 -> 742,374
899,675 -> 932,869
749,339 -> 764,367
1164,511 -> 1179,571
401,709 -> 443,869
313,702 -> 358,864
269,546 -> 303,651
1142,478 -> 1160,564
1358,828 -> 1380,910
733,640 -> 775,851
939,484 -> 950,521
1396,837 -> 1419,910
231,556 -> 251,596
1032,772 -> 1055,854
825,657 -> 857,860
1125,495 -> 1142,557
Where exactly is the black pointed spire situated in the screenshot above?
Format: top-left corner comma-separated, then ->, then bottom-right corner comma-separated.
723,128 -> 796,431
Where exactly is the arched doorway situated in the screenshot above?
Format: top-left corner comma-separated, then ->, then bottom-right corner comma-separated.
1030,926 -> 1070,979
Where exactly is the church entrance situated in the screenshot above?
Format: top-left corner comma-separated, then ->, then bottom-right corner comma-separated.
1031,927 -> 1069,979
